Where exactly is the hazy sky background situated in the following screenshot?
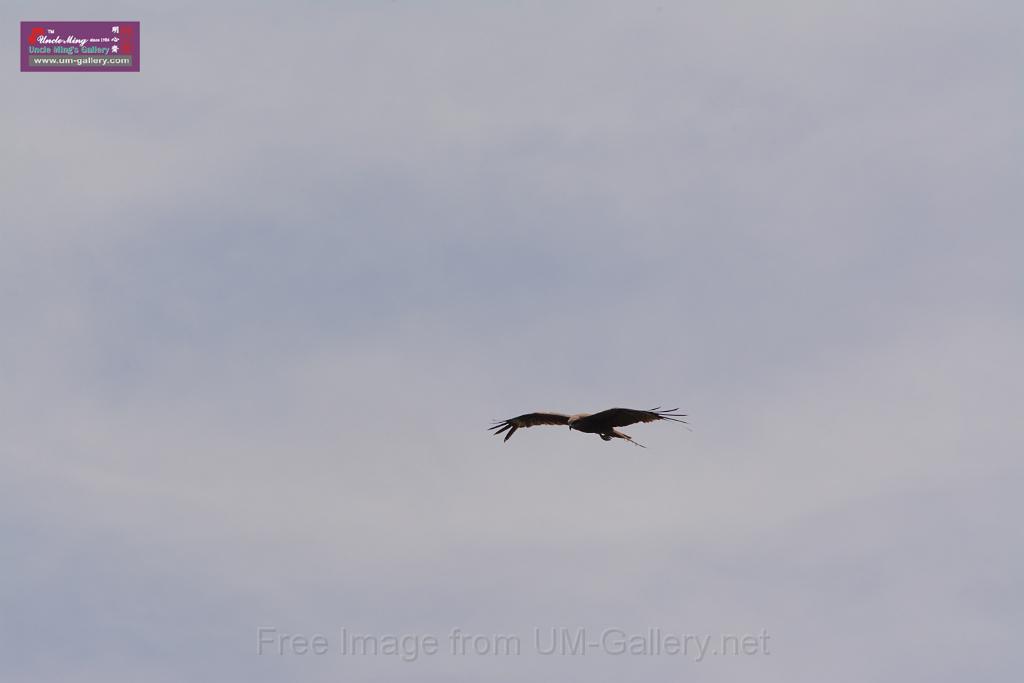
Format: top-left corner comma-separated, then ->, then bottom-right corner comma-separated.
2,1 -> 1022,680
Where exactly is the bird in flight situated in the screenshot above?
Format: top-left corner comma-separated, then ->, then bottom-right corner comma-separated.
489,407 -> 687,448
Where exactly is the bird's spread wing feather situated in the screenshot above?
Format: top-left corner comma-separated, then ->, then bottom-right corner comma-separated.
488,412 -> 570,442
575,407 -> 687,431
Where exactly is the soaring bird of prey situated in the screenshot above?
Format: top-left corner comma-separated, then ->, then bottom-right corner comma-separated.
489,407 -> 687,448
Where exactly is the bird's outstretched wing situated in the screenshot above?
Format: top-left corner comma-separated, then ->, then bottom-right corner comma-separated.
488,412 -> 570,442
575,407 -> 687,431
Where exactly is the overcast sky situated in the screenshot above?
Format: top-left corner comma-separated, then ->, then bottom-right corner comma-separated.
2,1 -> 1022,681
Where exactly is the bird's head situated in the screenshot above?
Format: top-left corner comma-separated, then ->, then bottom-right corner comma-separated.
567,414 -> 584,431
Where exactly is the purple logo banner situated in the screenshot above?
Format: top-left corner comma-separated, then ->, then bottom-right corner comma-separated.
21,21 -> 140,72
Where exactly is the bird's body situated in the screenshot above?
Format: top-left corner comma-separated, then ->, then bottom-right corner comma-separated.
489,407 -> 686,448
